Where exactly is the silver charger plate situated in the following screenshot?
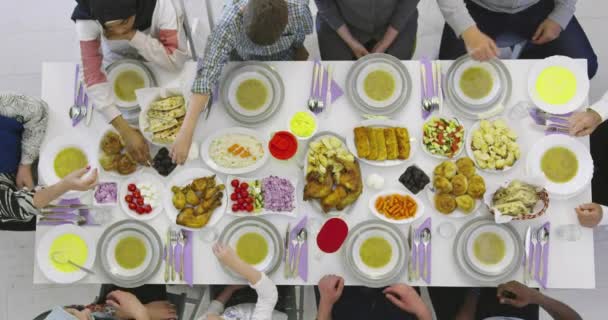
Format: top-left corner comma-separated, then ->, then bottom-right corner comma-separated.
343,220 -> 408,288
346,53 -> 412,115
445,55 -> 512,120
453,217 -> 522,284
218,217 -> 284,278
220,62 -> 285,126
97,220 -> 163,288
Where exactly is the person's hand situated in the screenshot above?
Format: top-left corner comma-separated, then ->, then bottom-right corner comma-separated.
104,15 -> 136,41
383,284 -> 432,320
294,46 -> 310,61
462,26 -> 499,61
121,126 -> 151,165
569,110 -> 603,136
212,242 -> 241,270
61,166 -> 98,191
65,308 -> 93,320
106,290 -> 148,320
16,164 -> 34,190
170,126 -> 193,165
318,275 -> 344,306
497,281 -> 542,308
372,40 -> 389,54
576,203 -> 603,228
349,41 -> 370,59
144,301 -> 177,320
532,18 -> 562,45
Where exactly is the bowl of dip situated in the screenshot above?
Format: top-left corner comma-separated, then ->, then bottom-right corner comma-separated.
288,111 -> 318,140
269,131 -> 298,161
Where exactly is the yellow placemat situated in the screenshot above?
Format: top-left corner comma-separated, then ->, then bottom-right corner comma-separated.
535,66 -> 577,106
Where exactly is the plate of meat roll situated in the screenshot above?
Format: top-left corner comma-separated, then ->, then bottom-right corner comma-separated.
346,119 -> 416,167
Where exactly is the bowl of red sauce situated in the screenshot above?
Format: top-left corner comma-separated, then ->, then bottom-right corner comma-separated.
268,131 -> 298,160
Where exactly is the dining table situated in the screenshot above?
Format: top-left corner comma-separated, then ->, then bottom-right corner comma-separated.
33,59 -> 595,289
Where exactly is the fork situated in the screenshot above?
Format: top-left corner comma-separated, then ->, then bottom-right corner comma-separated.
39,216 -> 87,226
430,61 -> 441,112
546,125 -> 570,135
170,230 -> 178,281
177,230 -> 186,281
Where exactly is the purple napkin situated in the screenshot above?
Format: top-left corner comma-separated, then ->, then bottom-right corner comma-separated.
289,216 -> 308,281
310,60 -> 343,114
535,222 -> 550,289
37,198 -> 96,226
420,58 -> 434,120
416,217 -> 432,284
183,230 -> 193,286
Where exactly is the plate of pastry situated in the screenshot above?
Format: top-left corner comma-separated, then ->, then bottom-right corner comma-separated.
346,119 -> 415,167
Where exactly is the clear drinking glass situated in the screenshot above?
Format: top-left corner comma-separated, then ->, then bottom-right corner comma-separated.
555,224 -> 582,241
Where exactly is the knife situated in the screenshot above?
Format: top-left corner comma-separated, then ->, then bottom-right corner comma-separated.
407,225 -> 415,282
523,226 -> 531,285
283,223 -> 291,279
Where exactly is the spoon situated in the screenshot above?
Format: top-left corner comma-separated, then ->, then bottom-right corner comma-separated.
536,227 -> 549,280
68,104 -> 87,121
50,251 -> 95,275
421,228 -> 431,281
292,228 -> 308,277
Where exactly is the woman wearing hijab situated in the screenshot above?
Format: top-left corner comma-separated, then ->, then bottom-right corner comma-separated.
71,0 -> 189,165
0,93 -> 98,231
314,0 -> 419,60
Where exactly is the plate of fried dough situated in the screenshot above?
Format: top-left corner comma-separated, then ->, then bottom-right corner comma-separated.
98,130 -> 142,177
346,119 -> 416,167
137,88 -> 187,146
426,157 -> 487,218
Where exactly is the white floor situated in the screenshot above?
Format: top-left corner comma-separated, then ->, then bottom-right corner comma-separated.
1,1 -> 607,319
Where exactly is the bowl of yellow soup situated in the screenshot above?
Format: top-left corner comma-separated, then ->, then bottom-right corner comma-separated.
97,220 -> 163,288
355,62 -> 403,109
343,220 -> 407,288
36,224 -> 96,283
527,56 -> 589,115
107,59 -> 157,109
227,73 -> 274,117
219,217 -> 283,278
465,225 -> 516,276
453,61 -> 501,106
526,135 -> 594,199
39,134 -> 98,188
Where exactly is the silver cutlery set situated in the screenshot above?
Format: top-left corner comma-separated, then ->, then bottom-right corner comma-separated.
37,204 -> 92,226
284,224 -> 307,279
308,62 -> 333,114
408,224 -> 432,283
524,224 -> 551,287
420,60 -> 443,114
165,228 -> 187,283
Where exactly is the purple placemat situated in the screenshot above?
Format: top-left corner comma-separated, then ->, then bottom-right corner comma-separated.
535,222 -> 550,289
183,230 -> 193,286
289,216 -> 308,281
416,217 -> 432,284
37,198 -> 96,226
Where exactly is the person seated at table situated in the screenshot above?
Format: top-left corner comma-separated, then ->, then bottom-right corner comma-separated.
436,0 -> 598,78
316,274 -> 432,320
314,0 -> 419,60
568,91 -> 608,137
71,0 -> 190,164
0,93 -> 98,231
429,281 -> 582,320
170,0 -> 313,164
199,243 -> 286,319
34,284 -> 177,320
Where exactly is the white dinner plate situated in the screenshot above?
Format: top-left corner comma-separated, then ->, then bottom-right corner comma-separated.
526,135 -> 593,199
39,133 -> 98,188
465,224 -> 516,276
36,225 -> 96,284
119,173 -> 164,221
527,56 -> 589,115
200,127 -> 269,175
465,118 -> 521,173
369,189 -> 425,224
162,167 -> 228,231
345,119 -> 416,167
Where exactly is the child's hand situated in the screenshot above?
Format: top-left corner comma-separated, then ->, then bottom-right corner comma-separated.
384,284 -> 432,320
212,243 -> 240,270
318,275 -> 344,306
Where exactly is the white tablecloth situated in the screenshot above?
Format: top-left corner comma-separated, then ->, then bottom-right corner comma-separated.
34,60 -> 595,288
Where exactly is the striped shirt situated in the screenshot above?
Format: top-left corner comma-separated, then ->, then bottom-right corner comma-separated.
191,0 -> 313,95
0,173 -> 36,224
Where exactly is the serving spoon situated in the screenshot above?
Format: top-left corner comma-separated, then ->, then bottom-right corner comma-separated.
50,251 -> 95,275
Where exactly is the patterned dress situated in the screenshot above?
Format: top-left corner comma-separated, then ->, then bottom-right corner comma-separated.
0,93 -> 48,228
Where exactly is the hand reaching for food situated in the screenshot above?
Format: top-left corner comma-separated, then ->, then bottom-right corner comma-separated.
171,126 -> 193,165
213,243 -> 262,284
62,166 -> 98,191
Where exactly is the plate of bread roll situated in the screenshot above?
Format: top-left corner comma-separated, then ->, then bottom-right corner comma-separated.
346,119 -> 416,167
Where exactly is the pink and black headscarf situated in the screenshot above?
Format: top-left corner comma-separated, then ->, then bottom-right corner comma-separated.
71,0 -> 157,31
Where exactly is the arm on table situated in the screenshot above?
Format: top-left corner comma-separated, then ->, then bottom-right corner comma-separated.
32,167 -> 98,208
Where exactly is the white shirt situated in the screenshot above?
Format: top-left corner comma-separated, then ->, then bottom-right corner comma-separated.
199,273 -> 287,320
590,91 -> 608,122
